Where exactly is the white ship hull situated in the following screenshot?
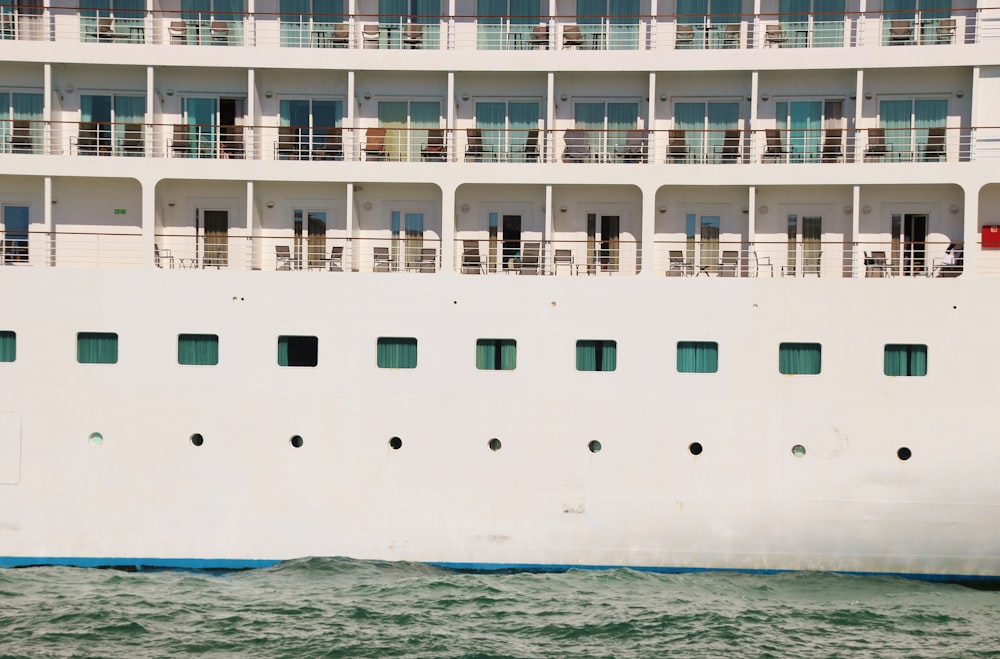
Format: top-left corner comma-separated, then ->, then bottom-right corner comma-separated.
2,267 -> 997,581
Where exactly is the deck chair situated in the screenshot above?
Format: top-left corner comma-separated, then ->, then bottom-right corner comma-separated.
622,130 -> 648,163
171,123 -> 191,157
363,127 -> 387,161
312,127 -> 343,160
220,125 -> 244,158
889,19 -> 912,44
421,128 -> 446,161
667,250 -> 693,277
97,17 -> 121,41
720,129 -> 740,163
865,128 -> 887,162
718,250 -> 739,277
373,246 -> 393,272
362,24 -> 380,48
154,244 -> 174,269
936,18 -> 956,44
675,24 -> 694,48
753,252 -> 773,277
529,23 -> 548,49
325,245 -> 344,271
563,24 -> 584,48
765,24 -> 787,47
521,129 -> 540,162
721,23 -> 740,48
562,129 -> 590,163
210,20 -> 229,45
418,247 -> 436,273
11,120 -> 32,153
667,129 -> 688,163
821,128 -> 843,163
275,245 -> 293,271
168,20 -> 187,44
520,242 -> 541,275
764,129 -> 788,163
461,239 -> 485,274
329,23 -> 349,47
120,123 -> 144,156
77,121 -> 99,155
922,127 -> 945,161
277,126 -> 301,159
553,249 -> 574,275
864,250 -> 890,277
402,23 -> 423,48
465,128 -> 484,162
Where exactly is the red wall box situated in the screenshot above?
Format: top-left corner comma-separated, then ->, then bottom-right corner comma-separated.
983,226 -> 1000,249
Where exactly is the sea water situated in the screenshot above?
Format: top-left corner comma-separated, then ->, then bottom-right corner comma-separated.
1,559 -> 998,658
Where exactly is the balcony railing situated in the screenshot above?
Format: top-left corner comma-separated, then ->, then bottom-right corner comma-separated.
3,121 -> 986,165
1,7 -> 987,49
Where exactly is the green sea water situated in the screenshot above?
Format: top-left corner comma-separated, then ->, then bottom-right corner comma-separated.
1,559 -> 998,658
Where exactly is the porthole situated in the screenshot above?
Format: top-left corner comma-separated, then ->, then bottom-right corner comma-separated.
689,442 -> 703,456
88,432 -> 104,447
389,436 -> 402,450
190,433 -> 204,447
791,444 -> 806,458
488,438 -> 502,452
290,435 -> 304,449
588,440 -> 602,454
897,447 -> 912,461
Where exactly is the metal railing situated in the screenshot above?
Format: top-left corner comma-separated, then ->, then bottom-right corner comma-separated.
1,6 -> 990,50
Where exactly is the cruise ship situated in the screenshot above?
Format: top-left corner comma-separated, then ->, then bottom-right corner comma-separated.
0,0 -> 998,582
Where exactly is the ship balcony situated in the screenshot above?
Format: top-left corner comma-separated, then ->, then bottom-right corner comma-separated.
1,9 -> 983,50
1,122 -> 985,165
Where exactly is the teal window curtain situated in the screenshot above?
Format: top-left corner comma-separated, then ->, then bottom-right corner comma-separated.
920,0 -> 950,18
280,0 -> 309,46
411,0 -> 438,23
280,99 -> 310,127
214,0 -> 244,42
607,101 -> 638,156
181,0 -> 211,20
779,0 -> 809,46
508,101 -> 539,156
914,98 -> 946,154
884,0 -> 915,19
0,331 -> 14,362
707,101 -> 738,162
712,0 -> 741,23
677,341 -> 718,373
77,332 -> 118,364
0,93 -> 8,144
476,338 -> 517,370
113,95 -> 144,148
314,0 -> 344,21
575,102 -> 605,156
81,94 -> 111,123
675,101 -> 705,160
576,339 -> 616,372
510,0 -> 538,23
477,0 -> 505,48
81,0 -> 111,17
884,344 -> 927,376
608,0 -> 639,48
880,99 -> 912,160
379,0 -> 406,26
377,337 -> 418,368
677,0 -> 707,23
378,100 -> 407,160
278,335 -> 318,367
12,93 -> 42,120
475,101 -> 505,158
778,342 -> 821,374
813,0 -> 844,46
178,334 -> 219,365
313,100 -> 342,128
185,97 -> 218,158
789,100 -> 822,162
410,100 -> 440,161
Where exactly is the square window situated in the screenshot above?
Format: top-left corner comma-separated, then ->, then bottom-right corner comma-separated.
178,334 -> 219,366
278,335 -> 318,367
677,341 -> 718,373
884,344 -> 927,376
476,339 -> 516,370
779,342 -> 821,375
77,332 -> 118,364
576,339 -> 617,372
377,337 -> 417,369
0,331 -> 14,362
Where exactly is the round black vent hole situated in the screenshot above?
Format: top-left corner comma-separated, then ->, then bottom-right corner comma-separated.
689,442 -> 703,456
290,435 -> 304,449
898,447 -> 912,461
389,436 -> 402,450
190,433 -> 204,447
588,440 -> 602,454
488,438 -> 502,452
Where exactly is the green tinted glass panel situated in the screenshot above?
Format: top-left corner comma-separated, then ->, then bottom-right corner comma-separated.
278,335 -> 318,367
884,344 -> 927,376
77,332 -> 118,364
778,342 -> 821,374
377,337 -> 417,369
0,331 -> 13,362
677,341 -> 718,373
178,334 -> 219,365
576,339 -> 616,372
476,338 -> 516,370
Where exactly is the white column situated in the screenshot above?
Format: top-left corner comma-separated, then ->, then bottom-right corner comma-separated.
447,71 -> 455,156
141,176 -> 156,268
247,68 -> 256,158
641,184 -> 656,276
346,182 -> 356,270
962,182 -> 978,275
347,70 -> 356,158
43,64 -> 51,154
440,182 -> 456,275
852,184 -> 861,277
43,176 -> 53,266
546,72 -> 554,161
750,71 -> 759,160
245,180 -> 254,269
544,184 -> 553,272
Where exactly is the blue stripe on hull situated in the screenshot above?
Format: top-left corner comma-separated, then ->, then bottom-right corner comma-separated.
1,556 -> 997,585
